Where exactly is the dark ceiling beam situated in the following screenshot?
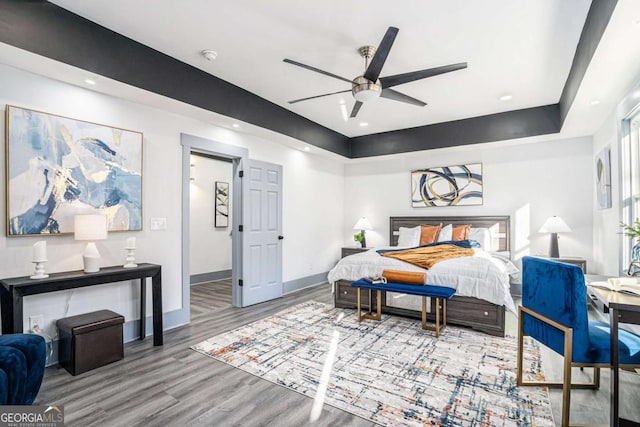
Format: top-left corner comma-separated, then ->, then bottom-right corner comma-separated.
558,0 -> 618,125
0,0 -> 619,159
349,105 -> 561,158
0,0 -> 350,157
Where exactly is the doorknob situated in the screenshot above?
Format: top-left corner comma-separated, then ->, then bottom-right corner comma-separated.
278,235 -> 284,240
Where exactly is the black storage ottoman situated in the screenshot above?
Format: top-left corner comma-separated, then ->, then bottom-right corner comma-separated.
57,310 -> 124,376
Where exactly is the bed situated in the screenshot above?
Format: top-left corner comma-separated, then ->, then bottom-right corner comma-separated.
330,216 -> 515,337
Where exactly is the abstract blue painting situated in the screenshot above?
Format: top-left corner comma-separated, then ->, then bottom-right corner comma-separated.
5,105 -> 143,236
411,163 -> 483,207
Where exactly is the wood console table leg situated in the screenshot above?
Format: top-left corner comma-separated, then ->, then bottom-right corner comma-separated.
0,286 -> 14,334
140,278 -> 146,340
152,270 -> 163,346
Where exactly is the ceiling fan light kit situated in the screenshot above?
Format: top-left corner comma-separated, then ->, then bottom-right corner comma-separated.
352,76 -> 382,102
284,26 -> 467,119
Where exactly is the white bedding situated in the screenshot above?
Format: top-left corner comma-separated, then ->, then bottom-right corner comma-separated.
328,247 -> 518,313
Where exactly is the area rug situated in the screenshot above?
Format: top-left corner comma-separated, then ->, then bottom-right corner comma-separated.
191,301 -> 553,426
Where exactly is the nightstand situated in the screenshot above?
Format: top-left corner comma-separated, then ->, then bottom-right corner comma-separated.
535,256 -> 587,273
335,247 -> 377,309
341,247 -> 370,258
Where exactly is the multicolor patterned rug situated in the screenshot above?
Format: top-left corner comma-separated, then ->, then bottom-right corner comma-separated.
191,301 -> 553,426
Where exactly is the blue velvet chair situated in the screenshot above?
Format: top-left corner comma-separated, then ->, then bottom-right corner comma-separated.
517,256 -> 640,426
0,334 -> 46,405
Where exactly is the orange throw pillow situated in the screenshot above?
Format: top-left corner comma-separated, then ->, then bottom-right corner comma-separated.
420,223 -> 442,245
452,224 -> 471,240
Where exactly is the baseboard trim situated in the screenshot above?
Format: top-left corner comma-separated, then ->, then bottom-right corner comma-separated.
190,270 -> 232,285
283,272 -> 329,294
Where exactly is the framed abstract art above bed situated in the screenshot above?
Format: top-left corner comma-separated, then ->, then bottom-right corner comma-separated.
5,105 -> 143,236
411,163 -> 483,207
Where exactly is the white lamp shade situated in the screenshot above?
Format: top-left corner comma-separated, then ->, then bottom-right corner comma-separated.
353,217 -> 373,231
539,216 -> 572,233
74,214 -> 108,241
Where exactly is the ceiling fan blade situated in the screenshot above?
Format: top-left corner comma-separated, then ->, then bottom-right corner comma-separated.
380,88 -> 426,107
363,26 -> 399,82
380,62 -> 467,88
283,59 -> 353,84
350,101 -> 363,118
288,90 -> 352,104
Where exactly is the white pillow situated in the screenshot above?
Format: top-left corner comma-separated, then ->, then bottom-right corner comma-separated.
437,224 -> 453,242
397,226 -> 421,247
469,227 -> 492,250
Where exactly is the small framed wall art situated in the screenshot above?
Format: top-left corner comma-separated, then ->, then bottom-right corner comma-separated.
411,163 -> 483,207
595,146 -> 612,209
5,105 -> 143,236
214,181 -> 229,227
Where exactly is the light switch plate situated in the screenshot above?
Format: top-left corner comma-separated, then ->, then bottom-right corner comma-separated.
150,218 -> 167,230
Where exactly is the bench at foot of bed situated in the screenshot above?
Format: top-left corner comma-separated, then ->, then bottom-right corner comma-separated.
351,279 -> 456,337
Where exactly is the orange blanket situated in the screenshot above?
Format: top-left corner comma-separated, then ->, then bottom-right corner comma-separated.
380,244 -> 474,270
382,270 -> 426,285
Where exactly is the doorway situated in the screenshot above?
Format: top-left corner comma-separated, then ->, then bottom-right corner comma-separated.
181,133 -> 285,321
189,153 -> 234,317
181,134 -> 247,320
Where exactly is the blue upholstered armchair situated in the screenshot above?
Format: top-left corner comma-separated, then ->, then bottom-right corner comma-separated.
517,256 -> 640,426
0,334 -> 46,405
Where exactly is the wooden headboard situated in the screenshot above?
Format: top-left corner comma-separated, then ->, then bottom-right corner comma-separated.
389,216 -> 511,251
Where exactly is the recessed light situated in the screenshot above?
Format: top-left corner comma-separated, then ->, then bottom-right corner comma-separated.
84,79 -> 96,85
590,99 -> 601,106
359,122 -> 369,127
499,94 -> 513,101
303,146 -> 310,152
232,123 -> 240,128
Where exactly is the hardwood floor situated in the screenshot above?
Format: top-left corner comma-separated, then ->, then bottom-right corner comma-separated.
36,283 -> 639,426
190,279 -> 233,317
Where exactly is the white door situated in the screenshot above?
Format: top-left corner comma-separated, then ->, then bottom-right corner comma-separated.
241,160 -> 283,306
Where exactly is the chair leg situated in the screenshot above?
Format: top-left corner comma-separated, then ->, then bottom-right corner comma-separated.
561,328 -> 573,427
517,307 -> 525,385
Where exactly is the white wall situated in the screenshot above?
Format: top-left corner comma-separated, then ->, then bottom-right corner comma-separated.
189,155 -> 233,276
592,110 -> 621,275
0,63 -> 345,337
344,136 -> 594,269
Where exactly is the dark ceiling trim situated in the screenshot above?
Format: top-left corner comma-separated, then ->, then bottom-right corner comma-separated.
0,0 -> 617,158
350,104 -> 561,158
0,0 -> 350,157
558,0 -> 617,125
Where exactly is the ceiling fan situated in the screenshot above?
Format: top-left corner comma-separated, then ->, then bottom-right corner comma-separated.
283,26 -> 467,119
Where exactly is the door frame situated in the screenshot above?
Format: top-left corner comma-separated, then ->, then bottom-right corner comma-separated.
181,133 -> 248,312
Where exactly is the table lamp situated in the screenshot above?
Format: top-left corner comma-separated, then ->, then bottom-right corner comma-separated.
539,216 -> 571,258
74,214 -> 108,273
353,217 -> 373,248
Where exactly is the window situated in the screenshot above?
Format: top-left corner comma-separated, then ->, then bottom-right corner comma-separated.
620,106 -> 640,268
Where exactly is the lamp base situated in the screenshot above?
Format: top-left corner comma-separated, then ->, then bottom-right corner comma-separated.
83,256 -> 100,273
83,242 -> 101,273
548,233 -> 560,258
361,230 -> 367,248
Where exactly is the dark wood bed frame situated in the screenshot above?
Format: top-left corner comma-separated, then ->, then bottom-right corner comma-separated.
334,215 -> 510,337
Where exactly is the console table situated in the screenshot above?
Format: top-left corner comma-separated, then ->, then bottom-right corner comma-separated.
0,263 -> 163,346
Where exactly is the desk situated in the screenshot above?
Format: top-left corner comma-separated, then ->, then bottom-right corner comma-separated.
0,263 -> 163,346
588,285 -> 640,427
